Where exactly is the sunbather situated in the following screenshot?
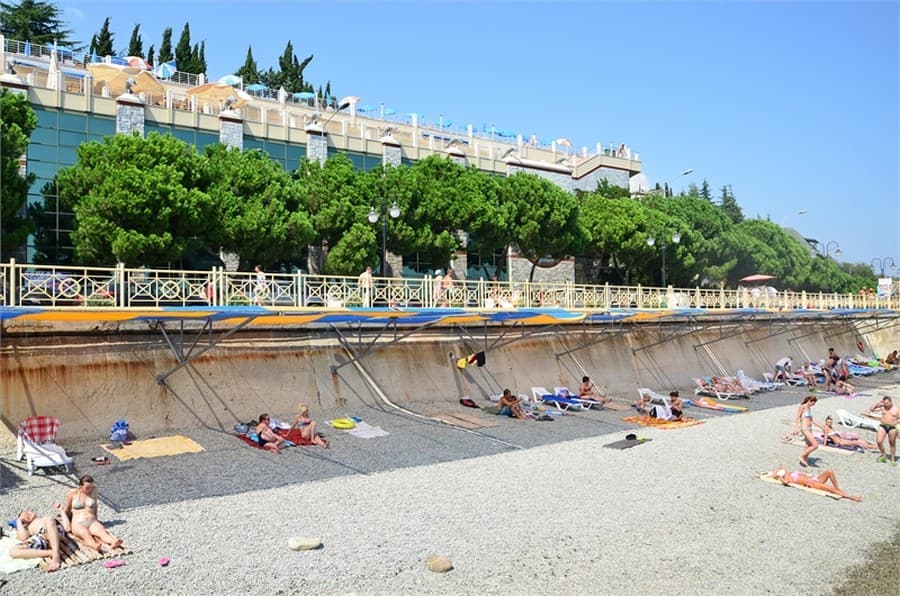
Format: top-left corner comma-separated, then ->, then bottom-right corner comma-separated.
833,377 -> 856,395
632,393 -> 652,414
770,466 -> 861,501
795,396 -> 822,467
58,475 -> 123,552
800,362 -> 818,387
669,391 -> 684,421
8,508 -> 62,571
291,403 -> 328,448
255,413 -> 286,454
497,389 -> 526,419
820,415 -> 876,450
579,376 -> 611,405
711,376 -> 747,395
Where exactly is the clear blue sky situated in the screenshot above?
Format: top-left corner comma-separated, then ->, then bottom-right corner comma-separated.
58,0 -> 899,270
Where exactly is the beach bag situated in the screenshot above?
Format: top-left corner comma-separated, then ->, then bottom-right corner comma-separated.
109,419 -> 129,442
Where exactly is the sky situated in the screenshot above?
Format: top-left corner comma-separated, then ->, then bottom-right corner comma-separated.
55,0 -> 899,271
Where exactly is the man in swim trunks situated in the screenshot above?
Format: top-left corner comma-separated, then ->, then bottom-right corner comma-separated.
875,396 -> 899,465
497,389 -> 526,419
8,508 -> 62,571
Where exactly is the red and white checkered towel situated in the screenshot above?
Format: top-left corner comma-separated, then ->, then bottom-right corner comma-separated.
18,416 -> 60,444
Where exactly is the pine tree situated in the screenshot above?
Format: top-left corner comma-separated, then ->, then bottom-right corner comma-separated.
157,28 -> 173,63
235,47 -> 260,83
719,184 -> 744,224
174,23 -> 191,72
197,41 -> 206,75
94,17 -> 114,57
699,179 -> 712,201
0,0 -> 79,48
126,24 -> 142,57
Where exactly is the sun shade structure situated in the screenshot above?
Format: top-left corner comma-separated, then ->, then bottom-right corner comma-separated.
87,63 -> 164,95
186,82 -> 253,108
739,274 -> 777,283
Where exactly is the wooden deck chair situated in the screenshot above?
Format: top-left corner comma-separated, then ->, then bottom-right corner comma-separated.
17,416 -> 73,475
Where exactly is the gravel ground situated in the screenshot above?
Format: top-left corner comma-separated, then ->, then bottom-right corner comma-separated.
2,377 -> 898,595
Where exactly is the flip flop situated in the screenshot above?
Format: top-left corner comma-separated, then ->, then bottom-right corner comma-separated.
103,559 -> 125,569
159,557 -> 170,567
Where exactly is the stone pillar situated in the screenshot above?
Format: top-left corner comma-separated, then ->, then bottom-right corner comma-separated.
116,93 -> 145,136
218,108 -> 244,150
305,122 -> 327,165
381,133 -> 401,167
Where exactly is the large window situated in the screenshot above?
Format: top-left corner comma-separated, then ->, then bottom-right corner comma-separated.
467,249 -> 508,281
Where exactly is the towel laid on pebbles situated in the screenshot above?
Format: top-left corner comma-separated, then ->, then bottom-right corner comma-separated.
348,422 -> 389,439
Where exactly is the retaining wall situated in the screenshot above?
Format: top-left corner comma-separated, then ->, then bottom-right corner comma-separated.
2,318 -> 898,445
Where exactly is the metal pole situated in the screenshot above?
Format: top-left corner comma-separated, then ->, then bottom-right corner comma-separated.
661,244 -> 667,287
381,209 -> 387,276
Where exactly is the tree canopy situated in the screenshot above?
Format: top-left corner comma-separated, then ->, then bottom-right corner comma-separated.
0,89 -> 37,258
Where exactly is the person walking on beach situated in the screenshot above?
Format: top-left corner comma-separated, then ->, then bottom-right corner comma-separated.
875,396 -> 899,465
358,266 -> 374,307
771,466 -> 862,502
795,395 -> 821,467
8,508 -> 62,571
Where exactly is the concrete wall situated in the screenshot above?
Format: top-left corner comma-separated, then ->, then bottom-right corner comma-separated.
2,318 -> 897,445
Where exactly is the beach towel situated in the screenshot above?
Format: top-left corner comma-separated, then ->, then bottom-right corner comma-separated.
692,397 -> 748,413
348,421 -> 390,439
101,435 -> 204,461
622,415 -> 704,430
236,428 -> 316,450
754,471 -> 842,500
0,536 -> 39,574
779,434 -> 863,455
603,437 -> 653,450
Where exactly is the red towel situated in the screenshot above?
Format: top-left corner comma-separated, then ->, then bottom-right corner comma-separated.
18,416 -> 60,443
236,428 -> 316,450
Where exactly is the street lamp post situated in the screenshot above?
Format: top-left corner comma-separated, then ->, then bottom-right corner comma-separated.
647,232 -> 681,287
368,198 -> 400,276
871,256 -> 896,277
664,169 -> 694,197
815,240 -> 841,258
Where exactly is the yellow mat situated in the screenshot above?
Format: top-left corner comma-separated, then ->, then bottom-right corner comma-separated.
101,435 -> 204,461
755,471 -> 841,499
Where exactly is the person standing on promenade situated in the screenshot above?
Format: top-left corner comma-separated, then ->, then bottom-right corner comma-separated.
875,396 -> 899,465
442,270 -> 454,307
253,265 -> 266,305
432,269 -> 443,307
358,266 -> 373,307
795,395 -> 821,467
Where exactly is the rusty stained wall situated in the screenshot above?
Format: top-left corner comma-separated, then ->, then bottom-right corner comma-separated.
1,319 -> 898,444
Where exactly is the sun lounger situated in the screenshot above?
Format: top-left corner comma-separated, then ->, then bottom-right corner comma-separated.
635,388 -> 674,419
693,378 -> 749,400
17,416 -> 73,475
835,409 -> 880,432
736,370 -> 776,392
531,386 -> 587,411
555,386 -> 605,410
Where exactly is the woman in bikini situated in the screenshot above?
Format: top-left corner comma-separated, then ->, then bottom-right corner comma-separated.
795,395 -> 821,467
771,466 -> 861,502
291,403 -> 328,448
57,475 -> 123,551
821,415 -> 876,451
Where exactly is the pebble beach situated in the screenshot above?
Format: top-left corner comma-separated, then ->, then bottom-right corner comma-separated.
2,380 -> 899,595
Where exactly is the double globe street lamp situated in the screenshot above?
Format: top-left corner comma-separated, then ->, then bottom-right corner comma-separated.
871,256 -> 896,278
647,232 -> 680,287
815,240 -> 841,258
368,198 -> 401,276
